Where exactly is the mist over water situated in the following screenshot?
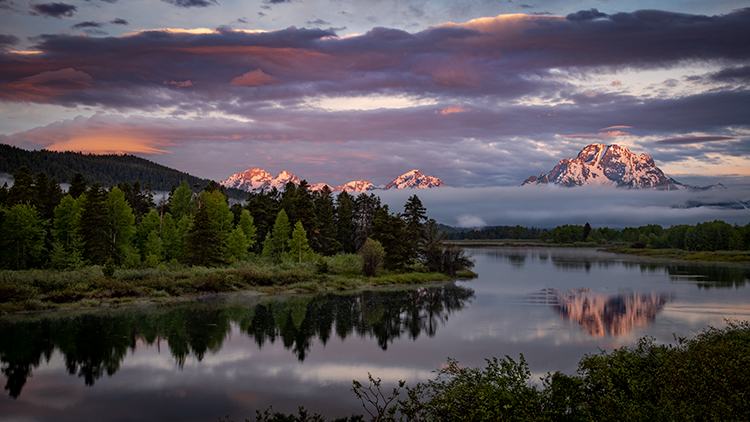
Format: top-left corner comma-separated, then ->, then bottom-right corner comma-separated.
377,185 -> 750,228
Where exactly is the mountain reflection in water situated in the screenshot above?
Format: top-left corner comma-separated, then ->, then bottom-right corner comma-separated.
0,283 -> 474,399
529,288 -> 671,337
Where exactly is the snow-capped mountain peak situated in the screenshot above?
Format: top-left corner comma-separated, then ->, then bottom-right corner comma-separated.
384,170 -> 446,190
220,168 -> 300,191
221,168 -> 445,192
522,144 -> 680,190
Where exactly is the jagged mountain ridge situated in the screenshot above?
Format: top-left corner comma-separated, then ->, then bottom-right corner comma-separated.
522,143 -> 681,189
221,169 -> 445,192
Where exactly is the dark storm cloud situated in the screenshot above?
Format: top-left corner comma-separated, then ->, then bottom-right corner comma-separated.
0,34 -> 19,49
566,8 -> 608,22
161,0 -> 217,8
31,2 -> 76,18
710,66 -> 750,82
110,18 -> 128,25
1,8 -> 748,109
72,21 -> 102,29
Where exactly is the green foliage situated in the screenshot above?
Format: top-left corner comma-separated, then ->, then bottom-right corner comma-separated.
262,210 -> 292,262
360,238 -> 385,277
1,203 -> 47,270
185,205 -> 227,267
350,321 -> 750,422
289,221 -> 313,263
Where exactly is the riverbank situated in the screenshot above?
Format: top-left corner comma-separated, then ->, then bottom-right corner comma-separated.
603,246 -> 750,262
0,256 -> 474,315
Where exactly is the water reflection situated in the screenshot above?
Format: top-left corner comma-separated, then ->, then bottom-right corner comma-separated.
529,288 -> 671,337
0,283 -> 474,398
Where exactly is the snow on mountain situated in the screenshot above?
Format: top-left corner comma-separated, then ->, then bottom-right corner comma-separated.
383,170 -> 446,190
522,144 -> 681,190
221,168 -> 445,192
333,180 -> 377,193
220,168 -> 300,191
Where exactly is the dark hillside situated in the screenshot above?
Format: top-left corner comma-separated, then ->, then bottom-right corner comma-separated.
0,143 -> 247,200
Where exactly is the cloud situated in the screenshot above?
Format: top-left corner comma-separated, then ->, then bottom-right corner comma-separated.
566,8 -> 608,22
0,34 -> 19,50
161,0 -> 217,8
110,18 -> 128,25
230,70 -> 283,87
72,21 -> 102,29
437,105 -> 469,115
655,136 -> 736,145
306,19 -> 331,26
710,66 -> 750,82
31,2 -> 77,18
376,185 -> 750,229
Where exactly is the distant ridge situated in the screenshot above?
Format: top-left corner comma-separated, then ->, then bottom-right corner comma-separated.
221,168 -> 446,192
0,143 -> 248,199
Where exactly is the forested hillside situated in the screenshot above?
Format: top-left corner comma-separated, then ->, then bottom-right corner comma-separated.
0,143 -> 247,199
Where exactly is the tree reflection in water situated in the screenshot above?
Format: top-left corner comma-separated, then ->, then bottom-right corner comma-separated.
0,283 -> 474,398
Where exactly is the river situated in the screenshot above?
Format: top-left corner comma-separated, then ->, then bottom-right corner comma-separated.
2,247 -> 749,421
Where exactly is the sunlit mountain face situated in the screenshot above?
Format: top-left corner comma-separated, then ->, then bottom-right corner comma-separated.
529,287 -> 672,337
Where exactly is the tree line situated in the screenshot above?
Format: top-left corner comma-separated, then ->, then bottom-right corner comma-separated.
545,221 -> 750,251
0,166 -> 472,276
0,143 -> 247,200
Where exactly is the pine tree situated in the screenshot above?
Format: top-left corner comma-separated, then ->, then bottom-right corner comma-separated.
353,193 -> 380,251
106,187 -> 137,264
237,209 -> 257,252
227,227 -> 249,262
245,188 -> 280,249
68,173 -> 87,199
403,195 -> 427,259
185,205 -> 226,267
262,209 -> 291,262
335,191 -> 356,253
288,220 -> 312,263
79,182 -> 110,265
313,186 -> 340,255
6,166 -> 35,206
371,205 -> 409,270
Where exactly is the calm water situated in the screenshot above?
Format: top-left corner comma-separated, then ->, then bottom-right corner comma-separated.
2,247 -> 750,421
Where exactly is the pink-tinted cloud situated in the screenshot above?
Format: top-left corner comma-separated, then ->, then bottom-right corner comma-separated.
230,70 -> 283,87
437,104 -> 469,115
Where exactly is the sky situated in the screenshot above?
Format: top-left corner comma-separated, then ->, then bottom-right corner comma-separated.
1,0 -> 750,227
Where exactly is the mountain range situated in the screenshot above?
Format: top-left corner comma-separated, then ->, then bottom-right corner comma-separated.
220,169 -> 445,192
522,143 -> 720,190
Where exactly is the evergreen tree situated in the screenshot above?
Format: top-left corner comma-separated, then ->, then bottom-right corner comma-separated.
371,205 -> 409,270
106,187 -> 137,264
51,194 -> 85,269
160,212 -> 182,262
353,193 -> 380,251
335,191 -> 356,253
288,220 -> 312,263
68,173 -> 87,199
79,182 -> 110,265
245,188 -> 280,248
0,203 -> 47,269
262,209 -> 291,262
313,186 -> 340,255
185,205 -> 226,267
280,180 -> 317,236
6,166 -> 35,206
227,227 -> 250,262
237,209 -> 257,252
170,180 -> 195,221
403,195 -> 427,259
